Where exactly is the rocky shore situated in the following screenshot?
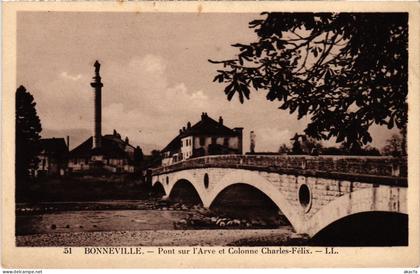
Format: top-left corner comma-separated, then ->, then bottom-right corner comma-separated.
16,228 -> 309,246
16,200 -> 291,231
15,199 -> 308,246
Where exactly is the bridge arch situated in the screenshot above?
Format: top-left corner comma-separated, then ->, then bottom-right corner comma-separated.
206,170 -> 304,232
169,179 -> 204,205
311,211 -> 408,246
162,170 -> 209,205
305,186 -> 407,237
151,181 -> 166,197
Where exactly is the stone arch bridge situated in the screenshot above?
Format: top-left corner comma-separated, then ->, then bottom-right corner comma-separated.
150,155 -> 407,237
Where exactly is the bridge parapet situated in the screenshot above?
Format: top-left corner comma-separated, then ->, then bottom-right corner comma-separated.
151,155 -> 407,186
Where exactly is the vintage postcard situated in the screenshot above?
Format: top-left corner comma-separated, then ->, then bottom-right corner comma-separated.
1,1 -> 419,269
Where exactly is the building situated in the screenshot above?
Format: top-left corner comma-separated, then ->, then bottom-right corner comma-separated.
68,130 -> 138,173
67,60 -> 140,174
161,112 -> 243,166
35,137 -> 69,177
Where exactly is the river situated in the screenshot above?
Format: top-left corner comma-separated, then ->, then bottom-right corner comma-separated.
15,199 -> 307,246
16,209 -> 192,235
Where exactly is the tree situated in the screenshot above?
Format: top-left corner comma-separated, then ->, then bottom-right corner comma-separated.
301,136 -> 323,155
361,145 -> 381,156
16,85 -> 42,186
321,146 -> 345,155
278,143 -> 290,155
210,13 -> 408,151
134,146 -> 144,163
149,149 -> 162,167
291,139 -> 303,155
382,134 -> 405,157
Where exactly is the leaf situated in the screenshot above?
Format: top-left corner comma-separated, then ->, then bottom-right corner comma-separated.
276,40 -> 285,49
325,70 -> 331,83
387,116 -> 394,129
241,84 -> 250,100
213,74 -> 224,83
238,90 -> 244,103
224,83 -> 234,95
279,101 -> 289,110
289,103 -> 297,114
336,132 -> 345,143
238,56 -> 244,66
227,90 -> 236,101
249,19 -> 263,28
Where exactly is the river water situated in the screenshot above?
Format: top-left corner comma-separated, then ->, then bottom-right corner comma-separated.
16,198 -> 293,236
16,209 -> 194,235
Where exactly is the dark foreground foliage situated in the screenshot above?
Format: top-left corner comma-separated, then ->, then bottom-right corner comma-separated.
211,13 -> 408,152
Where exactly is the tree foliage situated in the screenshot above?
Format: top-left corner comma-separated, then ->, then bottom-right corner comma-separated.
278,143 -> 290,155
134,146 -> 144,163
301,136 -> 323,155
16,85 -> 42,185
210,13 -> 408,150
382,134 -> 405,157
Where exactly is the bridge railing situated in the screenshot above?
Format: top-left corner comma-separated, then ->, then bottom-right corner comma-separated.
151,154 -> 407,186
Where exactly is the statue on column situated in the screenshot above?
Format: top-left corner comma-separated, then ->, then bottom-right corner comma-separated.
94,60 -> 101,74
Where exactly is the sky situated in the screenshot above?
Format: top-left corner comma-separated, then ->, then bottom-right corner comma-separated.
17,12 -> 397,154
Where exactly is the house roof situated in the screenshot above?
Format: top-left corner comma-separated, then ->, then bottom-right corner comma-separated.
161,136 -> 182,154
69,135 -> 131,159
39,138 -> 68,156
161,113 -> 240,153
103,134 -> 136,150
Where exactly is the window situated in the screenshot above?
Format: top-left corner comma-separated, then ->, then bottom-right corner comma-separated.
224,137 -> 229,146
199,137 -> 205,146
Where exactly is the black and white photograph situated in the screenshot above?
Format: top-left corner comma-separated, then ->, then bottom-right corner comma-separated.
2,1 -> 420,269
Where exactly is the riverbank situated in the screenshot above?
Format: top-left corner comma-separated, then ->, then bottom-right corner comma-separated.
16,199 -> 165,215
16,199 -> 291,233
16,228 -> 309,246
16,176 -> 149,203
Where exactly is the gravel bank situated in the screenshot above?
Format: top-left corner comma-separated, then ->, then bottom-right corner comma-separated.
16,228 -> 308,246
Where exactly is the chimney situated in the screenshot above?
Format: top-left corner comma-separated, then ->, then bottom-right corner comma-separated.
179,129 -> 183,135
90,60 -> 103,149
187,122 -> 191,129
219,116 -> 223,125
125,137 -> 129,144
182,126 -> 186,132
201,112 -> 205,120
66,136 -> 70,151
